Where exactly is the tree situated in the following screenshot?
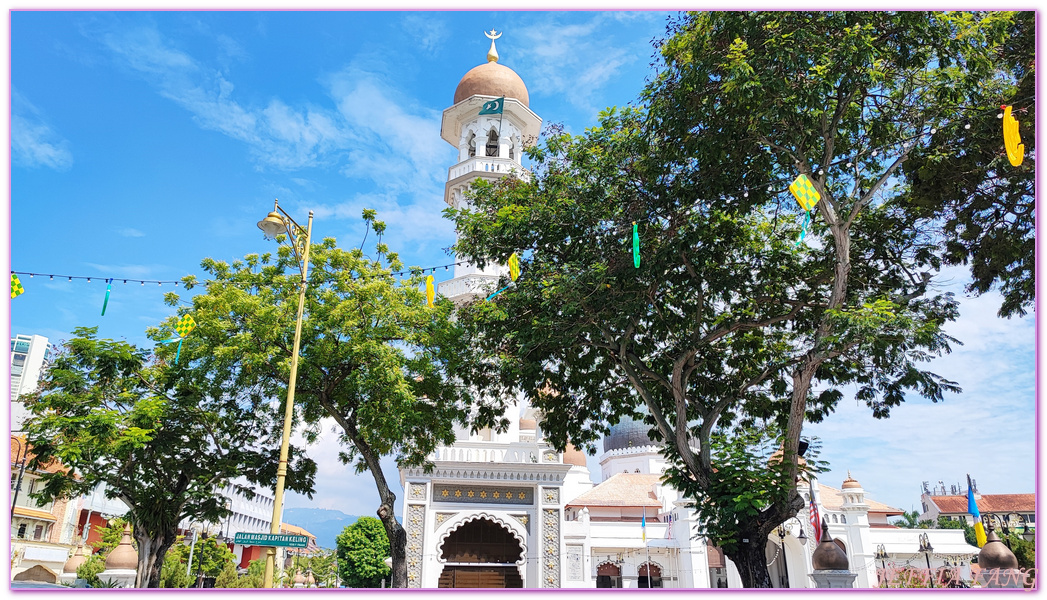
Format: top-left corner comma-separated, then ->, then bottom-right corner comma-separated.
307,549 -> 339,588
894,510 -> 934,529
164,534 -> 237,585
898,11 -> 1035,318
935,515 -> 976,546
22,328 -> 316,588
449,11 -> 1018,587
336,517 -> 391,588
176,211 -> 494,588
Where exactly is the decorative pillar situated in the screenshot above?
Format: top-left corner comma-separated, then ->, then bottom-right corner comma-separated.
98,523 -> 138,588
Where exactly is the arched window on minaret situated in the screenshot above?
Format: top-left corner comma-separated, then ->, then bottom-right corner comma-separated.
485,129 -> 499,157
467,131 -> 476,157
509,137 -> 516,161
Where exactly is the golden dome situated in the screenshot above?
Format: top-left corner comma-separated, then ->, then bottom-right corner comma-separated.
842,471 -> 862,489
563,442 -> 588,467
454,61 -> 529,107
62,544 -> 88,574
104,524 -> 138,570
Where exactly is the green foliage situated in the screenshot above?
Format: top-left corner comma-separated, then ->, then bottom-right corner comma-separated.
935,515 -> 977,546
893,510 -> 934,529
336,517 -> 390,588
159,547 -> 193,588
449,10 -> 1019,588
176,212 -> 491,587
236,559 -> 265,588
75,519 -> 131,588
213,562 -> 240,588
76,556 -> 106,588
22,328 -> 316,588
307,549 -> 339,588
1004,533 -> 1035,571
165,534 -> 236,580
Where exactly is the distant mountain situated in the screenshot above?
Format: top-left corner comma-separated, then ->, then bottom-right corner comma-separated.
283,508 -> 361,550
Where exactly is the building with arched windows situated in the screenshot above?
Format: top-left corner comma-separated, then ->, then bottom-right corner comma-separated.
399,32 -> 981,590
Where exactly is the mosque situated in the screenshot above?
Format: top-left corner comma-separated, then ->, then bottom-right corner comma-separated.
397,32 -> 981,589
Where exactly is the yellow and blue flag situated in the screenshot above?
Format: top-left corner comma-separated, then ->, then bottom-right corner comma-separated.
641,506 -> 646,542
968,474 -> 987,547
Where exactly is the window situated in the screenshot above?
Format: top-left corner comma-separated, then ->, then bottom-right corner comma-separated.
485,130 -> 499,157
16,523 -> 27,539
33,525 -> 44,541
841,515 -> 847,524
467,132 -> 476,157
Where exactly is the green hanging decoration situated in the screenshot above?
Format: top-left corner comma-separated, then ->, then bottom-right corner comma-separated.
101,279 -> 112,316
632,222 -> 640,268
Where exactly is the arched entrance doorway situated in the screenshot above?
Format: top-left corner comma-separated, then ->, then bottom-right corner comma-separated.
638,563 -> 662,588
596,563 -> 621,588
438,518 -> 524,588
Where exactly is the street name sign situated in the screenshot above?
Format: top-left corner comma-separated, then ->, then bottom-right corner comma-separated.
233,533 -> 308,548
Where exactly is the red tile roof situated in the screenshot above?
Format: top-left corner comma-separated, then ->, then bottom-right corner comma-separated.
10,436 -> 70,475
566,473 -> 663,508
929,494 -> 1035,514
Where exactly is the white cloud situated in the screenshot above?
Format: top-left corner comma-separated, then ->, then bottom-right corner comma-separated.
117,228 -> 146,237
401,14 -> 448,54
11,91 -> 73,171
83,263 -> 164,278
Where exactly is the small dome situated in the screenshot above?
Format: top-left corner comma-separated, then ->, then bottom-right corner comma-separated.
603,412 -> 663,453
842,471 -> 862,489
104,524 -> 138,570
62,544 -> 88,574
519,418 -> 537,431
563,443 -> 588,467
454,61 -> 529,107
293,572 -> 306,585
811,520 -> 849,570
978,527 -> 1020,570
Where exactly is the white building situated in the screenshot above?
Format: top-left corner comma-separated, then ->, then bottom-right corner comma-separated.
177,478 -> 279,570
396,33 -> 981,589
10,334 -> 53,431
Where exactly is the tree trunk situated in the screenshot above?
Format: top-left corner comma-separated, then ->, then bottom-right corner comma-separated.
379,506 -> 408,588
133,528 -> 174,588
725,535 -> 774,588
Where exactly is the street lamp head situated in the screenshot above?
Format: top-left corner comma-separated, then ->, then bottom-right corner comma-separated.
797,527 -> 807,546
258,211 -> 286,240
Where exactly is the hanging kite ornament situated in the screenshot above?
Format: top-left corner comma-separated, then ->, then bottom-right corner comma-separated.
1002,105 -> 1024,167
789,174 -> 821,247
159,314 -> 196,364
11,273 -> 24,299
101,278 -> 112,316
632,222 -> 640,268
486,252 -> 521,301
426,275 -> 435,308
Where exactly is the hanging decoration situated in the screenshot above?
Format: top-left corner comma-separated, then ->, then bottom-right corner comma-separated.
632,222 -> 640,268
789,174 -> 821,246
508,252 -> 520,282
425,275 -> 435,307
11,273 -> 24,299
159,314 -> 196,364
101,279 -> 112,316
1002,105 -> 1024,167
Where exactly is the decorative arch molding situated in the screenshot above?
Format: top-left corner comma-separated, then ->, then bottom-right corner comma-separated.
595,560 -> 620,572
639,559 -> 665,573
436,512 -> 529,565
13,564 -> 58,583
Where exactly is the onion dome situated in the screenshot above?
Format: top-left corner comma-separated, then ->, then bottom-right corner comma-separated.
104,523 -> 138,570
293,572 -> 306,586
811,520 -> 849,570
603,412 -> 663,453
841,471 -> 862,489
978,526 -> 1020,570
453,32 -> 529,106
305,571 -> 316,586
62,544 -> 88,574
563,442 -> 588,467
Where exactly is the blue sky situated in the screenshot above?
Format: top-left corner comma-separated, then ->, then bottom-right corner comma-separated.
7,11 -> 1037,523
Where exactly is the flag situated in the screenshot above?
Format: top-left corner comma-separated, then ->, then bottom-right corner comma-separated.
11,273 -> 24,299
968,474 -> 987,547
808,478 -> 821,543
665,513 -> 673,539
478,96 -> 504,115
425,275 -> 435,307
641,506 -> 646,542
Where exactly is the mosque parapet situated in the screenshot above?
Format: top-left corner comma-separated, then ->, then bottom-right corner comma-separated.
432,441 -> 563,465
437,274 -> 500,303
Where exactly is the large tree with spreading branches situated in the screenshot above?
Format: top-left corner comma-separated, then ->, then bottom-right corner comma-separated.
448,11 -> 1026,587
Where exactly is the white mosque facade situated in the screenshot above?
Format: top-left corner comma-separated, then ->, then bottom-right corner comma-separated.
398,34 -> 981,589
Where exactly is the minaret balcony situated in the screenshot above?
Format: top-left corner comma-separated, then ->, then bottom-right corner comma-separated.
437,273 -> 500,304
447,156 -> 530,183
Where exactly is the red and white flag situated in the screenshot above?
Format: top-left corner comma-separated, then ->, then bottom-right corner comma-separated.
808,478 -> 821,543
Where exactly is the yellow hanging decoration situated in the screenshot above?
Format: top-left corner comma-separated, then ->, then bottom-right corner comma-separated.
789,174 -> 821,212
508,253 -> 520,282
11,273 -> 24,299
1003,105 -> 1024,167
425,275 -> 435,307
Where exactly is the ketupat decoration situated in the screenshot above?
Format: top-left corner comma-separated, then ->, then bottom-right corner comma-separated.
508,252 -> 520,282
11,273 -> 24,299
159,314 -> 197,364
1002,105 -> 1024,167
426,275 -> 435,307
789,174 -> 822,246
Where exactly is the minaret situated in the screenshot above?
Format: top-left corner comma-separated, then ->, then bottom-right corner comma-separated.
439,31 -> 542,303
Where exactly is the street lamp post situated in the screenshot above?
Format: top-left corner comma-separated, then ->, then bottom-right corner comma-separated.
10,437 -> 28,520
875,544 -> 888,586
918,532 -> 934,588
776,524 -> 790,588
257,199 -> 314,589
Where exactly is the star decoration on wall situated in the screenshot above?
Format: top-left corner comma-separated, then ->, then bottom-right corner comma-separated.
468,490 -> 475,498
480,491 -> 487,498
454,490 -> 462,498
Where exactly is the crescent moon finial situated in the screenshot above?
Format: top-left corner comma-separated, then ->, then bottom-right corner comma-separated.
485,30 -> 502,63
